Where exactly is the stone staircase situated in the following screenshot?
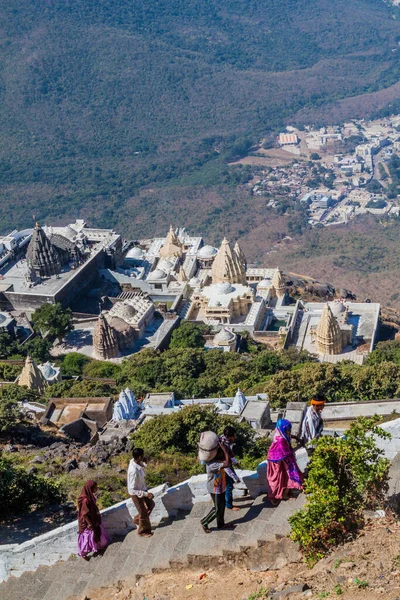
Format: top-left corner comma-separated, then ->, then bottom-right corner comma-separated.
0,494 -> 304,600
177,299 -> 191,319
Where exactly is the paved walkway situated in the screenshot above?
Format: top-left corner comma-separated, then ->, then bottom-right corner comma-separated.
0,494 -> 304,600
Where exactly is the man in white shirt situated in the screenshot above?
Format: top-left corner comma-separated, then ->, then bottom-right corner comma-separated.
127,448 -> 154,537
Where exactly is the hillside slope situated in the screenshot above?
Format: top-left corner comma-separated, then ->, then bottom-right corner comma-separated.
1,0 -> 400,233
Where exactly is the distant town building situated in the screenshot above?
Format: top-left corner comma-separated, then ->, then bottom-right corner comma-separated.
279,133 -> 298,146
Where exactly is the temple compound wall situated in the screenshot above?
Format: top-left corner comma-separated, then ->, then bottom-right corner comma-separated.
4,250 -> 106,311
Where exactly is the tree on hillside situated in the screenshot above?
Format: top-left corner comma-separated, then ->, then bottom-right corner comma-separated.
132,404 -> 258,457
367,340 -> 400,365
263,361 -> 400,406
0,331 -> 51,362
0,456 -> 64,518
290,417 -> 390,560
24,337 -> 52,363
0,384 -> 26,433
31,303 -> 73,343
61,352 -> 90,376
169,322 -> 208,349
0,332 -> 19,358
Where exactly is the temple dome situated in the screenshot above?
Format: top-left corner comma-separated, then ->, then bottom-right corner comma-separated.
230,388 -> 247,414
215,399 -> 230,412
271,267 -> 286,299
316,304 -> 343,355
159,225 -> 182,259
93,313 -> 119,359
211,237 -> 247,285
157,259 -> 174,272
41,363 -> 57,379
210,282 -> 234,295
26,223 -> 61,279
18,355 -> 47,395
149,268 -> 167,280
126,247 -> 144,260
198,245 -> 218,258
329,301 -> 346,317
214,328 -> 236,344
117,302 -> 137,320
257,279 -> 271,288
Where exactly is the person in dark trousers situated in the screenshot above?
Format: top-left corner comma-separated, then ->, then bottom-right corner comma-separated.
201,442 -> 235,533
127,448 -> 155,537
220,426 -> 240,511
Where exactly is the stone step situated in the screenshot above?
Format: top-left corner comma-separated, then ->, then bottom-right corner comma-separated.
0,494 -> 304,600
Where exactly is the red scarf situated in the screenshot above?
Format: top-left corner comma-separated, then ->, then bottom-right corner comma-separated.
78,480 -> 101,534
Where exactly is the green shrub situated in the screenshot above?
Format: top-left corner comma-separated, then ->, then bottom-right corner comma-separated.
131,404 -> 257,457
82,359 -> 122,379
24,337 -> 52,363
289,417 -> 390,561
0,456 -> 65,519
169,322 -> 209,349
61,352 -> 90,376
0,363 -> 22,382
145,452 -> 204,487
264,361 -> 400,406
0,384 -> 26,433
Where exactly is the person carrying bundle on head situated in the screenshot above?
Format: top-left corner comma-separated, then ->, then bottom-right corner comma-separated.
198,431 -> 236,533
219,425 -> 241,512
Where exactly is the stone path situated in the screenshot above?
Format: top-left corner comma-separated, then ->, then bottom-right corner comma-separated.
0,494 -> 304,600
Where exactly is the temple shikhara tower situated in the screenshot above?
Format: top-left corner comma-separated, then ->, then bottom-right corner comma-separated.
18,354 -> 47,394
211,237 -> 247,285
93,313 -> 119,360
315,303 -> 344,355
26,223 -> 61,279
271,267 -> 286,299
159,225 -> 183,259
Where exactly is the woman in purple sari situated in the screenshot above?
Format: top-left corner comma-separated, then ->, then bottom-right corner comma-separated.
267,418 -> 303,505
77,480 -> 110,559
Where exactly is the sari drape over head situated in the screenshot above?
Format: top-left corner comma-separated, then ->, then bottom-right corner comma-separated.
78,480 -> 102,535
267,419 -> 303,497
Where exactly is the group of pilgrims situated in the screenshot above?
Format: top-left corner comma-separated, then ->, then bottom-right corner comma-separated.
76,396 -> 326,557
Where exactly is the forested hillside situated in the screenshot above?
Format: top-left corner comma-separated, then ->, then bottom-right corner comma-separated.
1,0 -> 399,234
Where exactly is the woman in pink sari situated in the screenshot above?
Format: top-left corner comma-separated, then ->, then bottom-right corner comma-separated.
267,419 -> 303,505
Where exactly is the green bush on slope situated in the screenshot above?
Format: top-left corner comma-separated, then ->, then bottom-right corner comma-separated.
289,417 -> 390,561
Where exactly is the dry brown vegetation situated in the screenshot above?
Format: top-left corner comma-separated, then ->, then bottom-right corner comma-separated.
1,0 -> 400,234
255,216 -> 400,310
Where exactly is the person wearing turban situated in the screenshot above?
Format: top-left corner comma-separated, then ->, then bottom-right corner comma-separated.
300,394 -> 326,452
